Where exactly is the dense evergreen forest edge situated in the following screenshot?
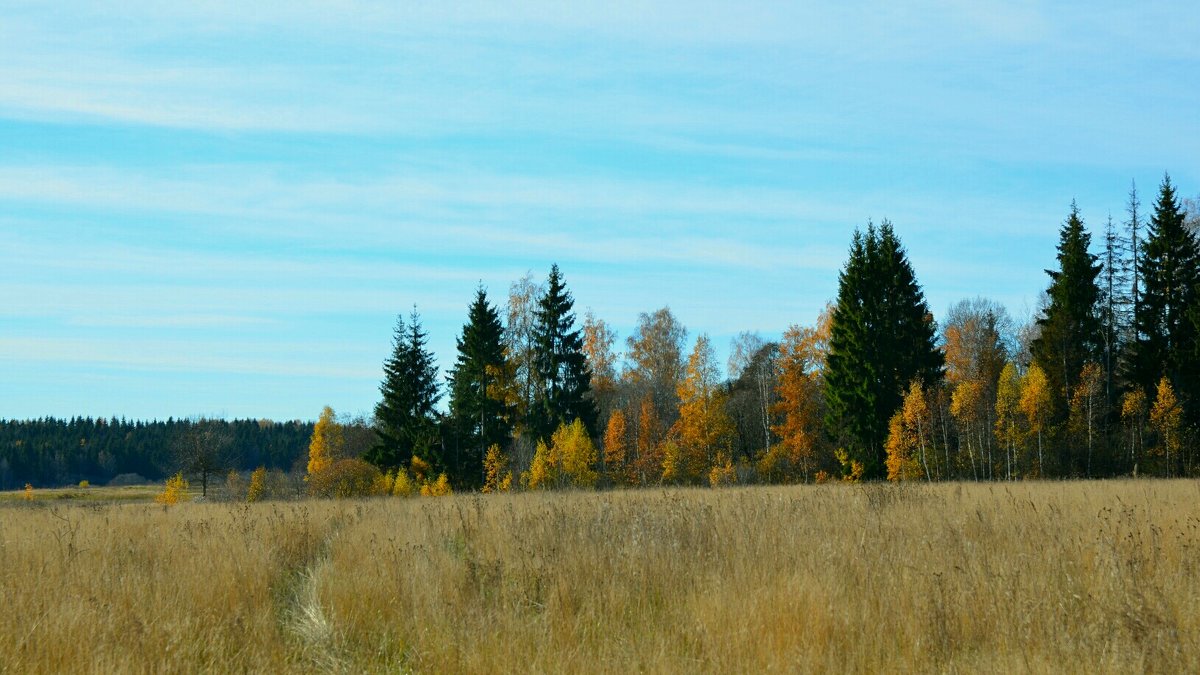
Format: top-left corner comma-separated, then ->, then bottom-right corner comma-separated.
5,175 -> 1200,491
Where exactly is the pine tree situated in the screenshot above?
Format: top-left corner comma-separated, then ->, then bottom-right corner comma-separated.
825,222 -> 943,479
1130,175 -> 1199,420
368,309 -> 441,473
447,287 -> 511,488
529,265 -> 598,442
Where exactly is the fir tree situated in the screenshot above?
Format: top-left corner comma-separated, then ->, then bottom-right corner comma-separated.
447,287 -> 511,488
1030,201 -> 1103,435
1130,174 -> 1199,416
368,309 -> 442,473
529,265 -> 599,442
825,222 -> 943,479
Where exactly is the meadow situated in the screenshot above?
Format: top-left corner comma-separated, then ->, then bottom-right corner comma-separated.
1,480 -> 1198,673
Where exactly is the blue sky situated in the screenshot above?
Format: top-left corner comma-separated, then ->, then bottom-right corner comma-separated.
2,1 -> 1197,421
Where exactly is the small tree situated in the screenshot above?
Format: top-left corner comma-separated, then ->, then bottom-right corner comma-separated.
994,363 -> 1023,480
307,406 -> 343,479
173,418 -> 235,498
482,444 -> 512,493
1019,364 -> 1052,477
246,467 -> 267,503
602,409 -> 629,486
1121,388 -> 1148,472
1149,377 -> 1182,476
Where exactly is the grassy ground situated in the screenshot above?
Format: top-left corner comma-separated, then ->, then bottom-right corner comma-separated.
0,484 -> 167,503
1,480 -> 1198,673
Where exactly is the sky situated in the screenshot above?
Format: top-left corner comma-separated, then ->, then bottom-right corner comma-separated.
2,1 -> 1198,422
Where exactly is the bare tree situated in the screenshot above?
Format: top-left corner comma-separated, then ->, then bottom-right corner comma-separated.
172,418 -> 236,498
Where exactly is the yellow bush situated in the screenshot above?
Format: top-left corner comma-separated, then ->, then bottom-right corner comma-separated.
23,483 -> 33,501
155,473 -> 188,505
372,471 -> 395,496
525,440 -> 556,490
307,459 -> 382,499
420,473 -> 452,497
393,469 -> 415,497
246,467 -> 267,503
78,480 -> 90,489
708,453 -> 737,487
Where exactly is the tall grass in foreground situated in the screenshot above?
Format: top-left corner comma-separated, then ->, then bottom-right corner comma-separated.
2,481 -> 1198,673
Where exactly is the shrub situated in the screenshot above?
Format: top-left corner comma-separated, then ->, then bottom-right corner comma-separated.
420,473 -> 452,497
307,459 -> 382,499
78,480 -> 90,489
155,473 -> 188,505
246,467 -> 267,503
392,469 -> 415,497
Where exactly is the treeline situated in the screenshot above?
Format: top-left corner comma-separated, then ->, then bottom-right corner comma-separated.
0,418 -> 317,489
363,174 -> 1200,489
5,177 -> 1198,492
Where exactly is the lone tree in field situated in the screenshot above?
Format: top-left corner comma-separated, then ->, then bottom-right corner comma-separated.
172,418 -> 235,498
447,287 -> 511,488
367,308 -> 442,473
825,222 -> 943,480
529,264 -> 598,442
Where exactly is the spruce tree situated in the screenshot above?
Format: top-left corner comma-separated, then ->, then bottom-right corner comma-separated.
825,222 -> 943,479
1130,174 -> 1199,419
530,265 -> 598,442
1031,202 -> 1103,475
368,309 -> 442,472
1032,202 -> 1103,399
447,287 -> 511,488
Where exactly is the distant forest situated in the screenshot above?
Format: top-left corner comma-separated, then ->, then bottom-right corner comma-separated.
4,175 -> 1199,490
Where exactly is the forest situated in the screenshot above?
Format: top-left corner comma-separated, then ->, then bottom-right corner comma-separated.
3,175 -> 1199,492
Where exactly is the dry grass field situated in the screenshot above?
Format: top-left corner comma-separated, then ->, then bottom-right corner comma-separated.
2,480 -> 1198,673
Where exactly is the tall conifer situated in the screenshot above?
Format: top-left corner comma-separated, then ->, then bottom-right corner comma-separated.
1131,174 -> 1199,420
530,265 -> 598,441
448,287 -> 511,488
825,222 -> 942,479
368,309 -> 441,472
1031,201 -> 1103,420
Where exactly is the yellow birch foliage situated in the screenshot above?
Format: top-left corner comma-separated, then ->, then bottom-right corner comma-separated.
1019,363 -> 1051,476
525,439 -> 556,490
246,467 -> 266,503
768,323 -> 824,482
673,335 -> 735,483
994,362 -> 1023,475
306,405 -> 343,479
633,396 -> 663,485
420,473 -> 453,497
708,452 -> 737,487
603,410 -> 629,485
482,444 -> 512,493
1121,388 -> 1148,466
372,471 -> 395,496
392,469 -> 415,497
1150,377 -> 1181,474
886,381 -> 930,481
155,472 -> 188,505
553,419 -> 599,488
660,439 -> 683,484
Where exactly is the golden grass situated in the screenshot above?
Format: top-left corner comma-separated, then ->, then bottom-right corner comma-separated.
2,481 -> 1198,673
